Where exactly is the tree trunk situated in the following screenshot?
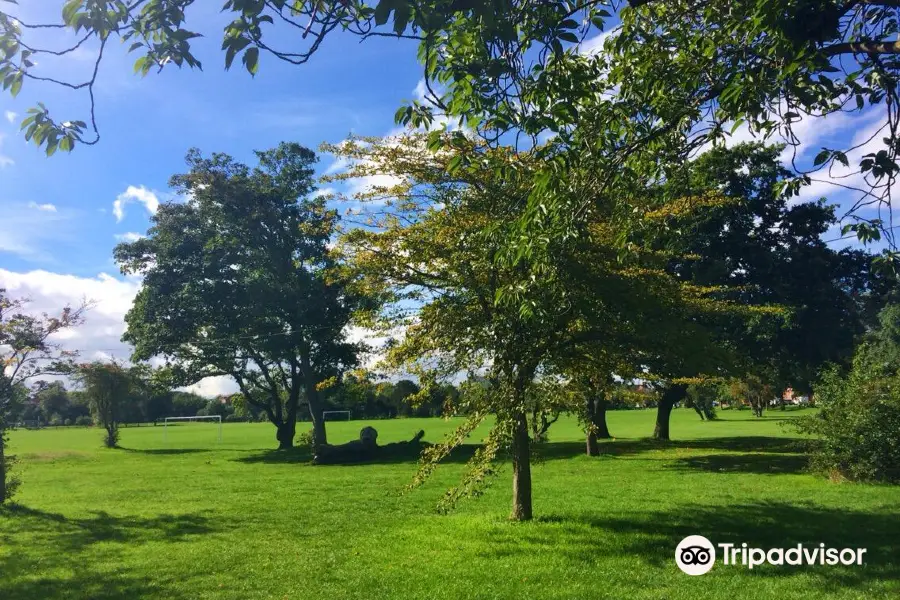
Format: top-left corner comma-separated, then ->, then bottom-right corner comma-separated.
305,387 -> 327,448
653,400 -> 673,440
653,384 -> 687,441
585,394 -> 610,456
595,399 -> 611,439
0,434 -> 6,504
586,428 -> 599,456
299,355 -> 327,448
511,411 -> 533,521
276,420 -> 296,450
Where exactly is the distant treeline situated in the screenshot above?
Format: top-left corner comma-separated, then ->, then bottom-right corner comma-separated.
11,376 -> 461,426
12,374 -> 783,429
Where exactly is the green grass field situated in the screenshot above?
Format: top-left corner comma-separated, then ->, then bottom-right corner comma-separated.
1,408 -> 897,599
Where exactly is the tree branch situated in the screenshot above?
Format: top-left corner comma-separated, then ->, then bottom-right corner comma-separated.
823,40 -> 900,56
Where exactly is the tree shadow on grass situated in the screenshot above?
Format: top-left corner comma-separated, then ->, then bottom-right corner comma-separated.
515,502 -> 900,593
119,447 -> 213,455
233,445 -> 315,464
233,441 -> 590,466
667,452 -> 809,475
0,505 -> 224,600
599,436 -> 806,457
232,436 -> 806,467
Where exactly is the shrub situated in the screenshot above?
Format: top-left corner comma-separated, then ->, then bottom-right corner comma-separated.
74,416 -> 92,427
103,426 -> 120,449
795,305 -> 900,483
296,429 -> 315,449
1,453 -> 20,502
796,366 -> 900,483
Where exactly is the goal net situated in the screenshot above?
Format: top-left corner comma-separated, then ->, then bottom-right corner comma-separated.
163,416 -> 223,443
322,410 -> 351,421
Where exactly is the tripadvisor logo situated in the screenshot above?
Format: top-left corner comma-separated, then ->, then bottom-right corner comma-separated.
675,536 -> 868,575
676,535 -> 716,575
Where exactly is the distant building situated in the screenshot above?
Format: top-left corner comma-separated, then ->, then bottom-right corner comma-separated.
781,387 -> 809,405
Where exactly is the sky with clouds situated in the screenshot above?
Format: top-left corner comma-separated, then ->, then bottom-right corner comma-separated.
0,9 -> 879,396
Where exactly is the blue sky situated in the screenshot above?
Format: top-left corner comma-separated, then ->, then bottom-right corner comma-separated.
0,3 -> 426,394
0,5 -> 884,395
1,3 -> 425,277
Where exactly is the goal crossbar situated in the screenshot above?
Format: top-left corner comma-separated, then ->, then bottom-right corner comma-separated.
322,410 -> 351,421
163,415 -> 223,443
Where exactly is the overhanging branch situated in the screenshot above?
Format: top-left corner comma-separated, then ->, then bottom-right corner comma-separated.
823,40 -> 900,56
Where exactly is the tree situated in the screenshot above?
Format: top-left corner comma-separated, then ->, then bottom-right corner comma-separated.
390,379 -> 420,417
1,290 -> 87,501
33,380 -> 71,422
795,304 -> 900,482
667,144 -> 879,390
333,133 -> 750,518
74,361 -> 135,447
115,143 -> 369,449
337,136 -> 578,520
170,391 -> 208,417
685,383 -> 717,421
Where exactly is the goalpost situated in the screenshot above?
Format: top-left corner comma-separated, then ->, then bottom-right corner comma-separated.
322,410 -> 351,422
163,416 -> 223,443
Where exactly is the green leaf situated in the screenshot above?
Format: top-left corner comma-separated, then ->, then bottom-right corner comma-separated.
373,0 -> 393,26
243,47 -> 259,75
813,149 -> 830,166
393,2 -> 411,35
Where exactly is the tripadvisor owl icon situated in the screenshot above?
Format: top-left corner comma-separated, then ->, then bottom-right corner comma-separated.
676,535 -> 716,575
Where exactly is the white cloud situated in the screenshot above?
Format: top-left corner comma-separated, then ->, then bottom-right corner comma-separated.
0,269 -> 140,365
4,110 -> 15,124
0,268 -> 236,398
0,203 -> 74,261
413,78 -> 428,102
28,202 -> 57,212
114,232 -> 144,243
0,132 -> 13,167
312,187 -> 337,199
324,156 -> 350,176
113,185 -> 160,222
579,28 -> 618,55
788,108 -> 890,207
182,376 -> 238,398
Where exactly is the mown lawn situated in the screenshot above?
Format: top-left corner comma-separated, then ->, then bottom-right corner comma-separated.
1,408 -> 897,599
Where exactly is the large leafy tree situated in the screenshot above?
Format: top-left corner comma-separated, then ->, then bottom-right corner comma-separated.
0,289 -> 87,502
332,133 -> 752,518
664,143 -> 884,395
115,142 -> 367,449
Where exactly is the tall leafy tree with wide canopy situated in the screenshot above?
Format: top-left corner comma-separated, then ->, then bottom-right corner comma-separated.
115,142 -> 367,449
331,133 -> 757,518
663,143 -> 885,393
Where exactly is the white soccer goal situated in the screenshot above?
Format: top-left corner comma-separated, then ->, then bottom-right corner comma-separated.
322,410 -> 351,421
163,415 -> 223,443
